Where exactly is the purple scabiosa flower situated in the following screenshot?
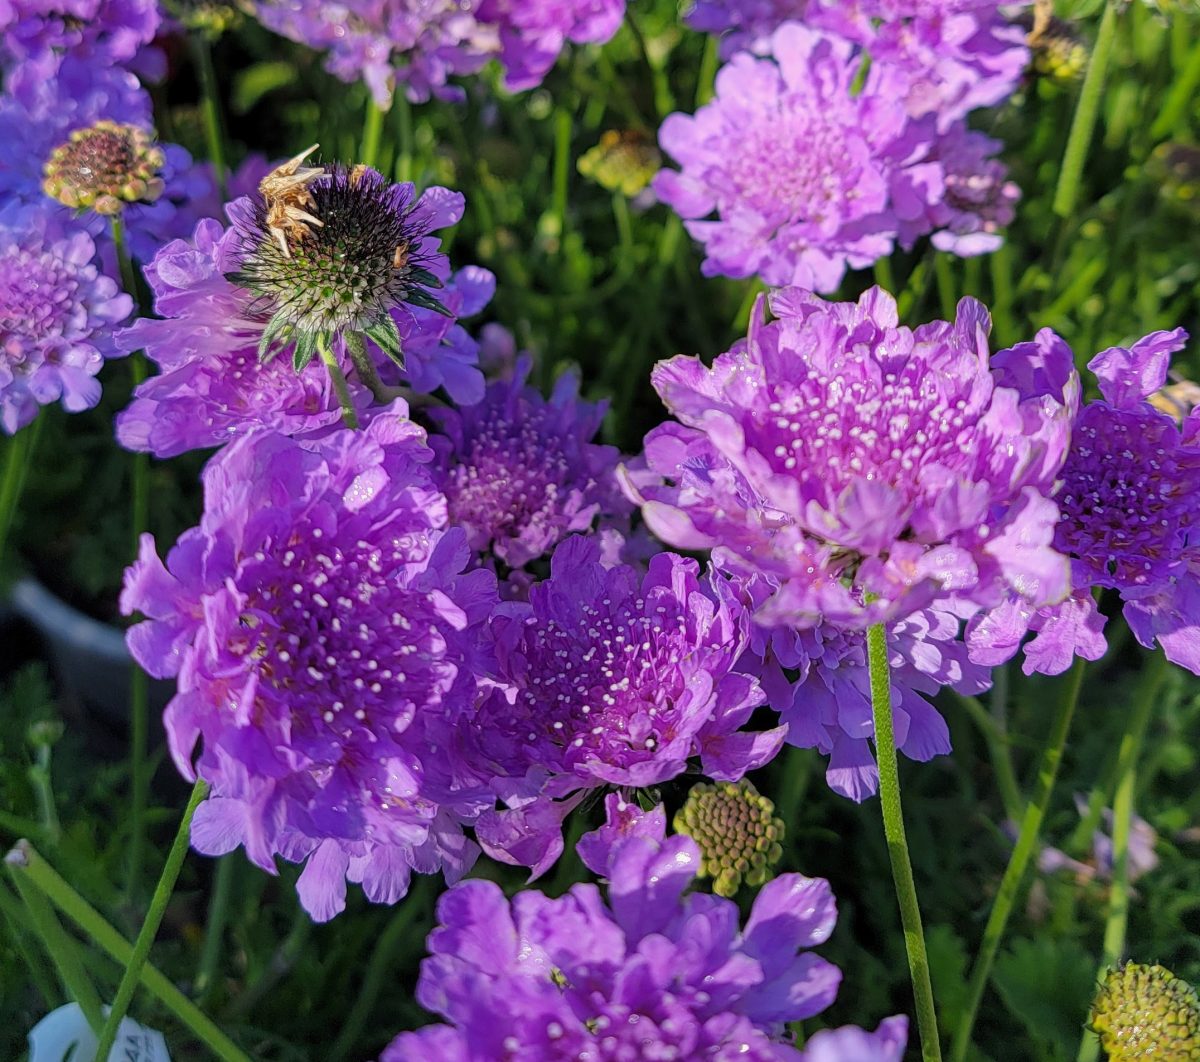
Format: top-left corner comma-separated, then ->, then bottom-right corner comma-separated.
623,287 -> 1079,631
0,203 -> 131,433
120,413 -> 498,921
923,128 -> 1021,258
1034,795 -> 1159,886
450,536 -> 783,876
0,0 -> 159,101
426,355 -> 627,569
479,0 -> 625,90
251,0 -> 499,108
970,329 -> 1200,675
653,23 -> 916,291
382,832 -> 849,1061
576,793 -> 667,877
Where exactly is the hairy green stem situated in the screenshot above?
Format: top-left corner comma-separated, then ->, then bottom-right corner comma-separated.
1076,652 -> 1170,1062
346,331 -> 402,405
360,96 -> 388,171
94,778 -> 210,1061
191,34 -> 228,199
111,216 -> 152,903
951,657 -> 1086,1062
867,621 -> 942,1061
7,840 -> 249,1061
6,858 -> 105,1033
318,336 -> 361,429
1053,1 -> 1119,218
194,854 -> 236,1006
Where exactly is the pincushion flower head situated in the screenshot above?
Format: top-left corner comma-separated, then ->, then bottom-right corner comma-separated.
653,23 -> 1018,292
624,285 -> 1079,631
42,118 -> 165,215
120,413 -> 498,921
383,829 -> 860,1061
226,148 -> 457,388
427,354 -> 629,569
0,203 -> 132,433
451,536 -> 783,875
970,328 -> 1200,676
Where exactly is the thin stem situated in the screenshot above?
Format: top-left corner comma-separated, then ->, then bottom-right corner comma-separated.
1151,26 -> 1200,140
360,96 -> 388,171
29,743 -> 62,844
951,692 -> 1022,823
0,876 -> 61,1010
345,331 -> 402,405
1076,652 -> 1170,1062
873,256 -> 896,293
395,95 -> 413,183
194,854 -> 236,1005
867,621 -> 942,1061
330,889 -> 428,1060
0,414 -> 45,579
552,105 -> 572,246
934,253 -> 957,321
694,34 -> 719,108
6,861 -> 105,1033
625,7 -> 672,119
93,778 -> 210,1062
111,215 -> 151,902
8,840 -> 249,1062
1052,1 -> 1119,218
191,33 -> 228,199
318,336 -> 361,429
951,656 -> 1087,1062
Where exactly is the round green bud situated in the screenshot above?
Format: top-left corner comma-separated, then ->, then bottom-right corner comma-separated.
1089,963 -> 1200,1060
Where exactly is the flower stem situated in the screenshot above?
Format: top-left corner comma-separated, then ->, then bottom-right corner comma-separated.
318,336 -> 361,429
1052,0 -> 1119,219
951,692 -> 1022,824
111,215 -> 152,904
0,413 -> 45,578
867,621 -> 942,1061
360,96 -> 388,171
0,876 -> 62,1010
6,856 -> 105,1033
951,656 -> 1086,1062
1076,651 -> 1170,1062
6,838 -> 249,1061
191,33 -> 228,200
346,331 -> 402,405
93,778 -> 210,1062
194,854 -> 235,1006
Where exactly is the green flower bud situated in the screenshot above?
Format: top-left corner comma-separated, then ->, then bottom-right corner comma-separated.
1089,963 -> 1200,1060
577,130 -> 661,198
673,780 -> 784,898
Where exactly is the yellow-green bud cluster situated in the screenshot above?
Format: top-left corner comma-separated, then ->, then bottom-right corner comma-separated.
1033,30 -> 1088,84
1089,963 -> 1200,1060
176,0 -> 242,37
577,130 -> 661,198
43,120 -> 166,216
673,780 -> 784,898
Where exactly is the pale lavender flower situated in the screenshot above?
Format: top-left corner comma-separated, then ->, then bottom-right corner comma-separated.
448,536 -> 782,876
969,329 -> 1200,675
797,1019 -> 909,1062
427,355 -> 627,569
1035,795 -> 1159,886
480,0 -> 625,90
0,203 -> 131,432
653,22 -> 1018,291
383,832 -> 850,1060
624,287 -> 1078,632
121,415 -> 497,921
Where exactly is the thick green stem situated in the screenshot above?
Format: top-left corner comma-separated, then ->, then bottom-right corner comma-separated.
345,332 -> 402,405
867,621 -> 942,1061
1076,652 -> 1170,1062
318,336 -> 361,429
6,859 -> 105,1033
7,840 -> 249,1061
1053,1 -> 1119,218
951,657 -> 1087,1062
111,216 -> 152,902
93,778 -> 210,1061
191,34 -> 228,199
360,96 -> 388,171
0,414 -> 44,578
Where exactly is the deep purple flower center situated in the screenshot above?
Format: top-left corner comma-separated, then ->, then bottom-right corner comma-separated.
1,246 -> 86,361
749,358 -> 981,510
493,595 -> 692,770
1056,406 -> 1196,583
229,526 -> 438,744
446,405 -> 575,546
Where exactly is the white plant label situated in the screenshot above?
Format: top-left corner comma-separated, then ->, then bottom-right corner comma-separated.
28,1003 -> 170,1062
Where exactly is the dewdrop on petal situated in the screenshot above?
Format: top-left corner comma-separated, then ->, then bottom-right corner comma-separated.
43,120 -> 166,215
674,779 -> 784,897
1089,963 -> 1200,1060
